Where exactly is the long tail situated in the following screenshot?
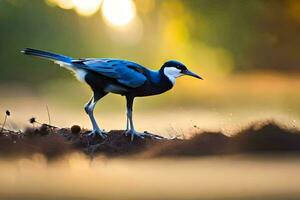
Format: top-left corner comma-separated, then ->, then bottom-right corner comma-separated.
21,48 -> 73,64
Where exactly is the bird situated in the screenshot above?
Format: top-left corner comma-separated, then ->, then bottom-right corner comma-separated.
21,48 -> 202,140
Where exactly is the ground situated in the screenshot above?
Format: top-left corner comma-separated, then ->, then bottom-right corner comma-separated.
0,121 -> 300,160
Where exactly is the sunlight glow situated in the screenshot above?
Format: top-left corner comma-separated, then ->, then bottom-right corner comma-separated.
101,0 -> 136,27
73,0 -> 102,16
47,0 -> 102,16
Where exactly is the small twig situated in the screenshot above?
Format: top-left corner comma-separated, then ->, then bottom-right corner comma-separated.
46,105 -> 54,133
0,127 -> 19,135
143,131 -> 166,140
46,105 -> 51,126
44,124 -> 58,129
29,117 -> 58,129
1,110 -> 10,134
0,117 -> 7,134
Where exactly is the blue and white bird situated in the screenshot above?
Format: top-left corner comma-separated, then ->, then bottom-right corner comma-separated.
21,48 -> 202,140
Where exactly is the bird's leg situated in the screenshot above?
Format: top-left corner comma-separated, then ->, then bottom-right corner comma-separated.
124,96 -> 133,135
124,103 -> 131,136
84,96 -> 94,114
125,96 -> 147,141
85,93 -> 107,138
125,116 -> 130,135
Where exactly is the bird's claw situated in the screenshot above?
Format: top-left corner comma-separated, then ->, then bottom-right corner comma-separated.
125,130 -> 147,141
87,129 -> 107,139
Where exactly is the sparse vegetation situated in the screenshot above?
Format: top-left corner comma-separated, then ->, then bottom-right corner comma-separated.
0,117 -> 299,160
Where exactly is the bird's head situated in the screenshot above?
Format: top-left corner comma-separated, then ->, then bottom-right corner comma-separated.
160,60 -> 203,84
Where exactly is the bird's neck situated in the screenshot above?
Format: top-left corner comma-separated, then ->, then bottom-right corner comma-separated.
158,69 -> 174,89
159,68 -> 175,85
136,69 -> 173,96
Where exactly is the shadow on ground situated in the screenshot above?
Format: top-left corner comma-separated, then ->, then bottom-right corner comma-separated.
0,121 -> 299,159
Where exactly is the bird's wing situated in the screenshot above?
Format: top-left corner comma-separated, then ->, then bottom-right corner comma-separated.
72,59 -> 147,88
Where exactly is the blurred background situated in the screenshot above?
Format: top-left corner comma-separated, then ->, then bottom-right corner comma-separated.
0,1 -> 300,199
0,0 -> 299,135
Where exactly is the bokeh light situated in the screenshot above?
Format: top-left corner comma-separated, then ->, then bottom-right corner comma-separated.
101,0 -> 136,27
47,0 -> 102,16
72,0 -> 102,16
47,0 -> 137,26
105,17 -> 143,45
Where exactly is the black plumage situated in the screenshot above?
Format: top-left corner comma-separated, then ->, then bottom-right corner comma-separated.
21,48 -> 202,140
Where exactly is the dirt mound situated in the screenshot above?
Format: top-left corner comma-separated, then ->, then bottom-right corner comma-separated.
0,125 -> 162,159
145,121 -> 300,157
0,121 -> 299,159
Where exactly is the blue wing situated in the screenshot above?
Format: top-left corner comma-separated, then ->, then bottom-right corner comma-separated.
72,59 -> 147,88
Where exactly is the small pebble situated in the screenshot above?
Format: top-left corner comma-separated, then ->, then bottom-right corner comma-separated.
71,125 -> 81,134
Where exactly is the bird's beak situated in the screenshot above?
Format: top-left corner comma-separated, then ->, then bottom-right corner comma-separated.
182,69 -> 203,80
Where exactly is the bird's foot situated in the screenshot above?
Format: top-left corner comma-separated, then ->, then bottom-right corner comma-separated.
125,129 -> 147,141
87,129 -> 107,139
